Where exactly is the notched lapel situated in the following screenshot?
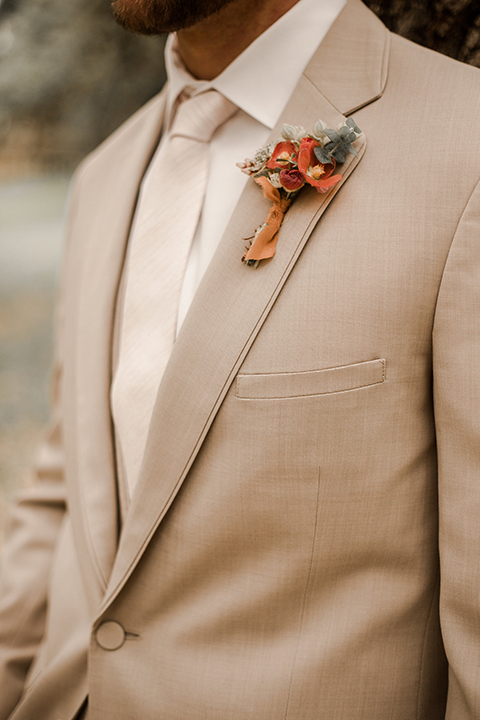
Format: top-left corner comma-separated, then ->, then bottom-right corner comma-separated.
306,0 -> 390,116
99,53 -> 373,614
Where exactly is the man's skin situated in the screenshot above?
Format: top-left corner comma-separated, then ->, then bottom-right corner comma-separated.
112,0 -> 302,80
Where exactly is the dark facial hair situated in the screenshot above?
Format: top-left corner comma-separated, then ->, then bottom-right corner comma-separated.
111,0 -> 239,34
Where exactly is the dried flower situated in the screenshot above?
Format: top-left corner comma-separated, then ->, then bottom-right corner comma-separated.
238,117 -> 362,266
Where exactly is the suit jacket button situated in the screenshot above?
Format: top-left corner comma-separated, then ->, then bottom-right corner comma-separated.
95,621 -> 126,650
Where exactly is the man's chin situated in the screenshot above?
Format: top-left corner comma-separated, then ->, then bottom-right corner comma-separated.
111,0 -> 238,35
111,0 -> 170,35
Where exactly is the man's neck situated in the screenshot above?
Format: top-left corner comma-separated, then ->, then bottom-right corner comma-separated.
177,0 -> 302,81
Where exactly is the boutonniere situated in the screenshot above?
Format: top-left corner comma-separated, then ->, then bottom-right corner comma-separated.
237,118 -> 362,267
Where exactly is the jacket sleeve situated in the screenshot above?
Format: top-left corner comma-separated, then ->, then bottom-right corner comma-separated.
432,179 -> 480,719
0,167 -> 84,719
0,368 -> 67,719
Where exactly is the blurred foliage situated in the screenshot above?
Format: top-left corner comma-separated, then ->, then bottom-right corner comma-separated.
0,0 -> 166,174
363,0 -> 480,66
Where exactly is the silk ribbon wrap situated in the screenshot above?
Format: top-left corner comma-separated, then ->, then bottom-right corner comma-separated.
242,177 -> 292,264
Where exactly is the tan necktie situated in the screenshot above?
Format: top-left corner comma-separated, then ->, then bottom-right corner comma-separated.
111,90 -> 238,495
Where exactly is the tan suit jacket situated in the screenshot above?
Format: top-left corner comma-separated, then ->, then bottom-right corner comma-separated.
1,1 -> 480,717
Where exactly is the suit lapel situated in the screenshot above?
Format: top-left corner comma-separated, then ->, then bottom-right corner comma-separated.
64,91 -> 167,607
98,0 -> 388,614
305,0 -> 390,115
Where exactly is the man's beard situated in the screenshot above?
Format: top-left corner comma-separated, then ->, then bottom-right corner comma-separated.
111,0 -> 238,34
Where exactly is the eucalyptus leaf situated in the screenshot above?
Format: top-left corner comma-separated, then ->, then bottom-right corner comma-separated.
346,117 -> 361,134
339,128 -> 357,144
332,147 -> 346,163
324,128 -> 341,143
314,146 -> 332,164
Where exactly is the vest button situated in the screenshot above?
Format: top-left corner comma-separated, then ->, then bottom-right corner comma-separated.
95,621 -> 126,650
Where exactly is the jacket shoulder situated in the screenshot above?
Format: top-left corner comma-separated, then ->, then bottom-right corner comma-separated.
384,31 -> 480,139
76,86 -> 167,182
389,31 -> 480,92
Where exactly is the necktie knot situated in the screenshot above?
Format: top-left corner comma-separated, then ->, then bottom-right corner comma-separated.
170,90 -> 238,143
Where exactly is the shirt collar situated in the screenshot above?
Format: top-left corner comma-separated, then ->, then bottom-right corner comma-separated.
164,0 -> 347,132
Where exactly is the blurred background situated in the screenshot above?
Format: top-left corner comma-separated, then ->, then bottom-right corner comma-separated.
0,0 -> 479,537
0,0 -> 166,536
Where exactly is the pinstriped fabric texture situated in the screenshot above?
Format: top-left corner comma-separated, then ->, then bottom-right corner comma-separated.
111,90 -> 238,495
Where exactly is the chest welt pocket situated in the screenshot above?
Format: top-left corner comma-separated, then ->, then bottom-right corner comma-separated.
236,358 -> 386,400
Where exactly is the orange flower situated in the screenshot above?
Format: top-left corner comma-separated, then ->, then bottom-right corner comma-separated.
297,137 -> 342,193
266,141 -> 297,170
